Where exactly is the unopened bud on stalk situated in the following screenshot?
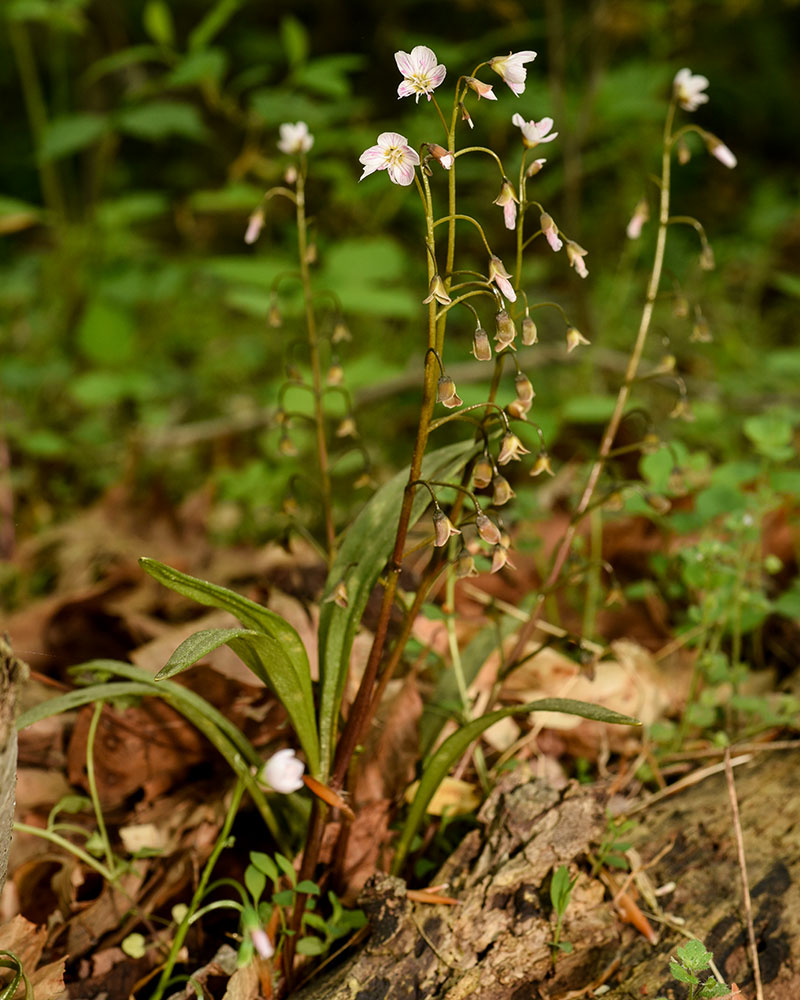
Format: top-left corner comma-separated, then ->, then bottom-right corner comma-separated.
269,303 -> 282,328
423,274 -> 452,306
690,315 -> 712,342
526,158 -> 546,177
699,243 -> 715,270
488,255 -> 516,301
492,474 -> 515,506
472,325 -> 492,361
626,199 -> 649,240
460,103 -> 474,129
260,748 -> 305,793
521,315 -> 538,345
433,508 -> 461,547
279,435 -> 298,457
491,543 -> 515,573
244,209 -> 264,245
493,179 -> 519,231
335,416 -> 357,438
673,295 -> 690,319
284,165 -> 298,185
497,432 -> 530,465
506,398 -> 531,420
455,550 -> 480,578
677,137 -> 691,165
530,451 -> 554,477
514,371 -> 534,401
565,326 -> 590,352
466,76 -> 497,100
332,320 -> 352,343
472,455 -> 494,489
323,580 -> 349,608
305,242 -> 317,264
437,375 -> 463,408
703,132 -> 737,169
476,511 -> 502,545
539,212 -> 562,252
425,143 -> 454,170
565,240 -> 589,278
327,362 -> 344,385
494,310 -> 517,350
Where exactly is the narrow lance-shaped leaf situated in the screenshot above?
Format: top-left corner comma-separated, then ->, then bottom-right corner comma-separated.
391,698 -> 640,873
317,439 -> 480,779
138,560 -> 319,776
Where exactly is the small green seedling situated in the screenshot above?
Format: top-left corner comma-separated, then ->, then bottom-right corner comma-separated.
655,938 -> 731,1000
549,864 -> 579,960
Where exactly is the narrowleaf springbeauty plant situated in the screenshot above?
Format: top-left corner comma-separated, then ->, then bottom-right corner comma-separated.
14,38 -> 743,997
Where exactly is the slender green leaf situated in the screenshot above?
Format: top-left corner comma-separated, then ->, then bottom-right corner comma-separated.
116,101 -> 208,142
317,439 -> 480,779
392,698 -> 640,873
39,112 -> 108,161
139,559 -> 319,775
143,0 -> 174,47
280,15 -> 308,68
188,0 -> 244,51
156,627 -> 259,678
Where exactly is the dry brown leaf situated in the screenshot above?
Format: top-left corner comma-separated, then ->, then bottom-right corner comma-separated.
0,915 -> 66,1000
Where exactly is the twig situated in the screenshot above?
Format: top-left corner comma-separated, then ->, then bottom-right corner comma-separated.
724,748 -> 764,1000
622,754 -> 752,816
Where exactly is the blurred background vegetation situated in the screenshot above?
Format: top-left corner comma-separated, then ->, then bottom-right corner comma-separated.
1,0 -> 799,566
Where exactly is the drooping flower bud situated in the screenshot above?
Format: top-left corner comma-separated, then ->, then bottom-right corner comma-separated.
269,303 -> 282,328
530,451 -> 554,477
526,158 -> 546,177
677,137 -> 691,165
488,255 -> 516,302
472,455 -> 494,489
433,508 -> 461,547
690,314 -> 712,342
703,133 -> 737,169
565,240 -> 589,278
335,416 -> 358,438
465,76 -> 498,100
455,550 -> 480,578
425,143 -> 454,170
626,199 -> 649,240
327,362 -> 344,385
493,179 -> 519,231
323,580 -> 349,609
279,435 -> 298,457
436,375 -> 463,409
491,544 -> 515,573
699,244 -> 715,271
565,326 -> 590,352
460,103 -> 474,129
492,474 -> 515,506
506,398 -> 531,420
332,319 -> 352,343
521,315 -> 538,345
423,274 -> 452,306
514,371 -> 534,401
539,212 -> 562,252
497,432 -> 530,465
472,325 -> 492,361
494,310 -> 517,350
244,209 -> 264,245
475,511 -> 502,545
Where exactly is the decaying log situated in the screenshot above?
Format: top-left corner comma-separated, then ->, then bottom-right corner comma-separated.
294,749 -> 800,1000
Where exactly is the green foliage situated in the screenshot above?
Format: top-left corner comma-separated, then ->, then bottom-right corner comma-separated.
655,939 -> 731,1000
549,864 -> 579,959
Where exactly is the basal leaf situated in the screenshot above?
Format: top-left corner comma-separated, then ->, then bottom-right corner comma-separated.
139,559 -> 319,775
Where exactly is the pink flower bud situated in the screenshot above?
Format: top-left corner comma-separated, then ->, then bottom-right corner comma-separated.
540,212 -> 562,252
472,455 -> 494,489
476,511 -> 502,545
494,310 -> 517,350
466,77 -> 497,100
261,748 -> 305,793
244,209 -> 264,245
488,255 -> 516,302
472,325 -> 492,361
521,315 -> 538,345
433,508 -> 461,547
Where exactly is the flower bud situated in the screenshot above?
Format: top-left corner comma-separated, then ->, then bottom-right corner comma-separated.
677,137 -> 691,165
332,320 -> 352,343
690,315 -> 712,342
626,199 -> 649,240
269,303 -> 282,328
673,295 -> 690,319
244,209 -> 264,245
526,158 -> 546,177
530,451 -> 554,477
494,310 -> 517,350
251,926 -> 275,960
472,325 -> 492,361
260,748 -> 305,793
488,255 -> 516,302
506,398 -> 531,420
285,165 -> 298,185
279,435 -> 298,457
335,416 -> 357,438
521,315 -> 538,345
497,432 -> 530,465
327,363 -> 344,385
472,455 -> 494,489
699,244 -> 715,271
565,240 -> 589,278
460,103 -> 474,129
539,212 -> 562,252
703,133 -> 737,169
323,580 -> 349,609
305,242 -> 317,264
455,550 -> 480,578
437,375 -> 463,408
493,179 -> 519,231
565,326 -> 590,352
433,508 -> 461,547
514,371 -> 534,401
466,77 -> 497,100
425,143 -> 454,170
492,474 -> 515,506
476,511 -> 502,545
423,274 -> 452,306
491,544 -> 515,573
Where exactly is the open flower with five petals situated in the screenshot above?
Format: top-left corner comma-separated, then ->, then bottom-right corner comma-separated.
673,68 -> 709,112
490,51 -> 537,96
359,132 -> 420,186
512,113 -> 558,148
395,46 -> 446,103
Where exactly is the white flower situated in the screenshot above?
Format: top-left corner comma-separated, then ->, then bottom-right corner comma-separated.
539,212 -> 562,252
490,51 -> 537,97
493,179 -> 519,230
251,926 -> 274,959
278,121 -> 314,155
359,132 -> 420,187
466,77 -> 497,101
673,68 -> 709,112
704,134 -> 737,169
565,241 -> 589,279
511,113 -> 558,147
261,748 -> 305,793
244,209 -> 264,245
626,199 -> 649,240
395,45 -> 446,103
